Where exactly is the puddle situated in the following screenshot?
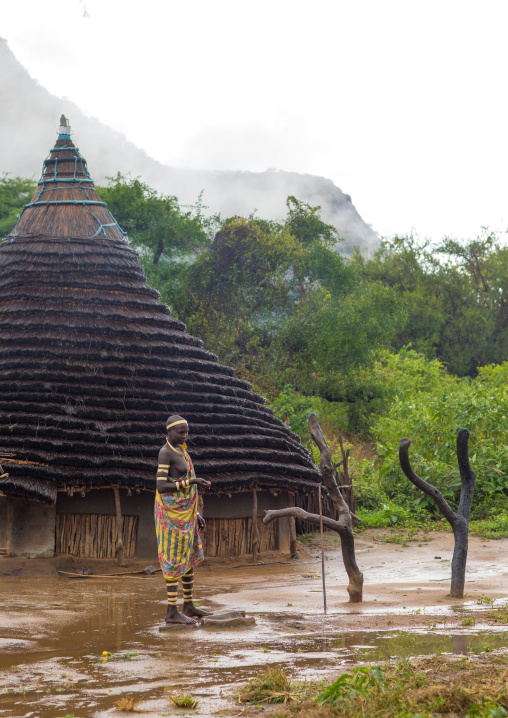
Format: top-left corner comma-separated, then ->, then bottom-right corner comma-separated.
1,568 -> 508,717
286,630 -> 508,661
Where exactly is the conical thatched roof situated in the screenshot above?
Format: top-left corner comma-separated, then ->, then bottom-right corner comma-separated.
0,118 -> 320,505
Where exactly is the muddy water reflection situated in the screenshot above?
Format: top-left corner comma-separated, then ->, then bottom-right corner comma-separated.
1,577 -> 508,717
290,631 -> 508,661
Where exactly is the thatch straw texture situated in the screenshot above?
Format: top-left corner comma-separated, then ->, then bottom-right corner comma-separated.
0,127 -> 321,502
0,474 -> 56,505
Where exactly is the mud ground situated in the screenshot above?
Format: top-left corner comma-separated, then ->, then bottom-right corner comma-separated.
1,529 -> 508,718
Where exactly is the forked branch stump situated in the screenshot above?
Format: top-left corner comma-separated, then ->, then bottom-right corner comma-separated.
263,412 -> 364,602
399,428 -> 476,598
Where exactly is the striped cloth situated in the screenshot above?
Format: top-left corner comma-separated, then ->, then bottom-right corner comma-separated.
154,451 -> 204,580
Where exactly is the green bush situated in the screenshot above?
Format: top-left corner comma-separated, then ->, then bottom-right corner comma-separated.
373,358 -> 508,514
356,501 -> 422,528
470,513 -> 508,539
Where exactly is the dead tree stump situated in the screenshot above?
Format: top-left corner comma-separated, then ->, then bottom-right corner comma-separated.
399,428 -> 476,598
263,412 -> 364,602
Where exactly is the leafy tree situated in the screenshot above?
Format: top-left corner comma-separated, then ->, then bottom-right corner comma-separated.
271,385 -> 313,443
96,174 -> 218,307
174,215 -> 306,388
279,280 -> 405,394
352,235 -> 447,360
175,198 -> 405,404
354,231 -> 508,376
285,194 -> 338,247
178,216 -> 303,319
0,175 -> 37,239
434,233 -> 508,374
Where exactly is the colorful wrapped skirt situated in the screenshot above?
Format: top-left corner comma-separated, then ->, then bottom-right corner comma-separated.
154,464 -> 204,580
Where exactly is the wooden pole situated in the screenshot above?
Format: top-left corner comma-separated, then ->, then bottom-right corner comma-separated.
111,484 -> 125,567
5,498 -> 14,557
289,494 -> 298,558
252,488 -> 260,562
318,484 -> 327,615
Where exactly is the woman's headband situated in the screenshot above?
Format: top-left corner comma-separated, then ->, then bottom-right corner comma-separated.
166,419 -> 188,430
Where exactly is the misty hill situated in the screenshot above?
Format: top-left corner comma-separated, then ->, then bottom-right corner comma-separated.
0,38 -> 379,253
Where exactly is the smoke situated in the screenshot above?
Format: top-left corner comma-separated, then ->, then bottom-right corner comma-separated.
0,38 -> 379,254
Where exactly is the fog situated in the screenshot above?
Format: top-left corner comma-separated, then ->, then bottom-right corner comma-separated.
0,38 -> 379,254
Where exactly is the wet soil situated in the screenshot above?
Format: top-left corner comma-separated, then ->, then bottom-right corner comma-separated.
1,529 -> 508,717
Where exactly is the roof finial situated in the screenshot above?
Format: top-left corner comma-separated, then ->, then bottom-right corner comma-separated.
58,115 -> 71,139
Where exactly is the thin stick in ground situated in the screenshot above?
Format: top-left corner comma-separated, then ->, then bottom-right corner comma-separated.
318,483 -> 327,614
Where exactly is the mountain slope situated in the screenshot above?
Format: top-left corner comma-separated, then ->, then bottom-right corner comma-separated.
0,38 -> 379,253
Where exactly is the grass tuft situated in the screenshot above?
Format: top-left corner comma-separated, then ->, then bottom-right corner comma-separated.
168,693 -> 199,709
488,602 -> 508,624
462,616 -> 477,626
477,596 -> 495,606
114,695 -> 142,712
238,667 -> 305,704
317,666 -> 385,705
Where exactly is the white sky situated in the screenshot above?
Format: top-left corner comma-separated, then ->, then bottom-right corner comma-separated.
1,0 -> 508,241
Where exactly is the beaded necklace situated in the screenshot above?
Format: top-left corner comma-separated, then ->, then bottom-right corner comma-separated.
166,439 -> 187,456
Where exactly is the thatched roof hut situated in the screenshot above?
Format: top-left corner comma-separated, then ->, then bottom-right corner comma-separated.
0,118 -> 320,559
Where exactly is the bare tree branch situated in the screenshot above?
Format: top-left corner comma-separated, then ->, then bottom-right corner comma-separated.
309,413 -> 351,519
264,506 -> 347,534
456,428 -> 476,521
399,437 -> 457,525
